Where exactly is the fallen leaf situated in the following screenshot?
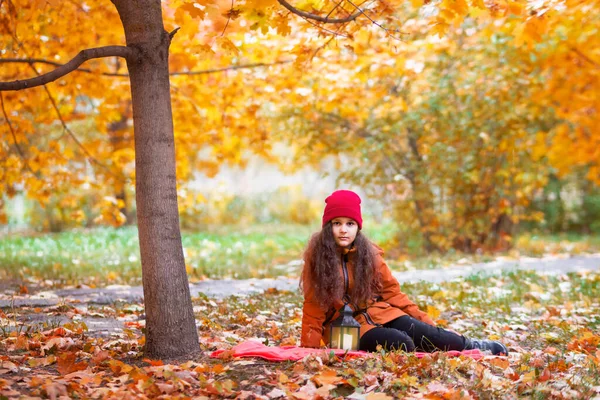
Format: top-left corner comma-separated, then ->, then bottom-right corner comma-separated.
366,393 -> 393,400
488,357 -> 510,370
0,361 -> 19,373
57,352 -> 87,375
537,368 -> 551,382
313,369 -> 343,386
143,358 -> 164,366
42,381 -> 68,400
267,387 -> 287,398
92,350 -> 110,365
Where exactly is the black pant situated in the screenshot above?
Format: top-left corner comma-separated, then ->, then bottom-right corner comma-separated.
359,315 -> 467,352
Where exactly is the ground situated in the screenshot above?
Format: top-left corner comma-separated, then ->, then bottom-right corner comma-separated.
2,255 -> 600,398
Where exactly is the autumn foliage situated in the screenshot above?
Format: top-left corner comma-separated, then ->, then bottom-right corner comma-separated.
1,0 -> 599,252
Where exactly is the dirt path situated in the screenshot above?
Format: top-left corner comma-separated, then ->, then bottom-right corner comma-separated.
2,253 -> 599,337
2,254 -> 600,307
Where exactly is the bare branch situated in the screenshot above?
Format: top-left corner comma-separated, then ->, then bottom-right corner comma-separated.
277,0 -> 362,23
0,46 -> 138,91
318,111 -> 405,174
0,92 -> 35,174
0,58 -> 129,77
571,47 -> 600,69
2,58 -> 293,77
326,1 -> 344,18
299,14 -> 351,38
169,60 -> 293,75
25,63 -> 129,183
221,0 -> 234,36
168,27 -> 181,40
346,0 -> 406,40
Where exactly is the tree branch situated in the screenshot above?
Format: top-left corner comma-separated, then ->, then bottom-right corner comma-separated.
221,0 -> 234,36
318,111 -> 405,174
0,46 -> 138,91
346,0 -> 406,40
571,47 -> 600,69
277,0 -> 362,23
24,63 -> 129,184
168,27 -> 180,40
298,14 -> 351,38
0,92 -> 35,174
2,58 -> 293,78
0,58 -> 129,77
169,60 -> 293,75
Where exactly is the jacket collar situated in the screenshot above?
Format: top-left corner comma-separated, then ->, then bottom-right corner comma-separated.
338,245 -> 356,255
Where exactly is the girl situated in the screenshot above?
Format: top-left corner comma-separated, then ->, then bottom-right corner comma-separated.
300,190 -> 508,355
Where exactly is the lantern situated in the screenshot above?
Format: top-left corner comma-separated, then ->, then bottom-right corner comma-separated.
329,304 -> 361,350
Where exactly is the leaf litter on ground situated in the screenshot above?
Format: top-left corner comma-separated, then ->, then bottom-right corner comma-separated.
1,269 -> 600,398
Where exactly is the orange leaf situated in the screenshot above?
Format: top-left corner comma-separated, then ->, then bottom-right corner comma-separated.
43,327 -> 69,337
279,372 -> 289,384
143,358 -> 164,366
313,369 -> 343,386
177,2 -> 206,20
15,335 -> 29,351
92,350 -> 110,365
537,368 -> 551,382
57,352 -> 87,375
107,359 -> 134,375
216,37 -> 239,55
488,357 -> 510,370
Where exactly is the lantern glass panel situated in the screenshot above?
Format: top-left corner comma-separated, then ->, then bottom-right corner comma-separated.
329,304 -> 361,350
330,325 -> 359,350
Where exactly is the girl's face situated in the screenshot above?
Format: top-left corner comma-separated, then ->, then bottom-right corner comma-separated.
331,217 -> 359,248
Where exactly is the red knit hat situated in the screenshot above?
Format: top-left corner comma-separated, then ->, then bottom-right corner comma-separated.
322,190 -> 362,229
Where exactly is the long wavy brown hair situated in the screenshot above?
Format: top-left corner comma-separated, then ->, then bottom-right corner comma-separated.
300,222 -> 381,310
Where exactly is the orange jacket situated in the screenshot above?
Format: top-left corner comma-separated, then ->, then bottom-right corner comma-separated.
300,245 -> 435,348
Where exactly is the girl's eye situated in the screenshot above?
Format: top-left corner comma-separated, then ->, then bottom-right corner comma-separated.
347,222 -> 354,226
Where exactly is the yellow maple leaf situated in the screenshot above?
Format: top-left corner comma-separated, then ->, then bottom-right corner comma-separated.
275,15 -> 291,36
507,0 -> 525,16
247,0 -> 278,7
216,36 -> 239,55
430,20 -> 450,37
177,2 -> 206,20
470,0 -> 486,9
426,305 -> 442,320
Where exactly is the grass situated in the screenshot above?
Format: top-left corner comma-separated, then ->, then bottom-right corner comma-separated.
515,232 -> 600,256
0,224 -> 308,286
0,224 -> 598,287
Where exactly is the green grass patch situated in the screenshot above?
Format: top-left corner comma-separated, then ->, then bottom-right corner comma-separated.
1,225 -> 598,287
0,223 -> 396,286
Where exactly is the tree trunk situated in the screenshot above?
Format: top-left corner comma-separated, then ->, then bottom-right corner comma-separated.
112,0 -> 199,360
406,129 -> 439,253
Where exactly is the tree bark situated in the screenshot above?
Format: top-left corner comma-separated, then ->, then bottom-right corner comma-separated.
406,129 -> 439,253
111,0 -> 199,360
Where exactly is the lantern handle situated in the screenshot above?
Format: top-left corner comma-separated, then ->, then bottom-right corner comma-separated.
342,294 -> 351,305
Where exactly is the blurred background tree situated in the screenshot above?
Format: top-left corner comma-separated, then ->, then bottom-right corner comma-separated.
1,0 -> 598,255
